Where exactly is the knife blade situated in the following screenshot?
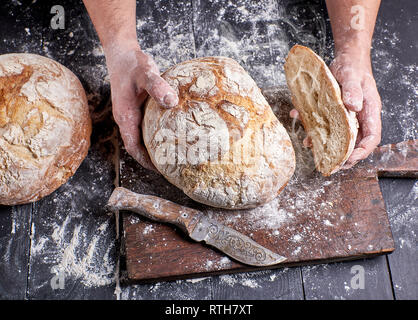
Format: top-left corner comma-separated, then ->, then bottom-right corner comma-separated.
106,187 -> 287,267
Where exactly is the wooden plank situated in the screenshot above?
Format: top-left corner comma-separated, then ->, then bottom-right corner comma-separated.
0,0 -> 45,300
20,2 -> 118,299
135,0 -> 197,71
211,268 -> 304,300
381,179 -> 418,300
0,1 -> 44,55
371,0 -> 418,147
26,146 -> 117,299
119,277 -> 213,300
118,0 -> 212,299
193,0 -> 293,87
0,205 -> 32,299
301,257 -> 393,300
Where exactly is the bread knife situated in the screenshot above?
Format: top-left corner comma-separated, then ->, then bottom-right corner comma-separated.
106,187 -> 287,267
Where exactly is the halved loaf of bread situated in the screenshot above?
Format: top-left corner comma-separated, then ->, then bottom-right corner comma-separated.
284,45 -> 358,176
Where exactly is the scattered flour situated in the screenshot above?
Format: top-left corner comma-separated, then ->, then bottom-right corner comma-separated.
241,278 -> 260,288
186,277 -> 208,283
27,149 -> 116,289
143,224 -> 155,235
324,220 -> 333,227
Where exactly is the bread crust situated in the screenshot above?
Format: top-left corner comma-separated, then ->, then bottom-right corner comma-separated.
143,57 -> 295,209
284,45 -> 358,176
0,53 -> 91,205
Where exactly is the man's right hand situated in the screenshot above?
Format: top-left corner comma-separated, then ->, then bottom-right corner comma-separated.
104,42 -> 178,171
82,0 -> 178,171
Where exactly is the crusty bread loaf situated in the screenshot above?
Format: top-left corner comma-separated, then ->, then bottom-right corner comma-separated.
0,53 -> 91,205
284,45 -> 358,176
143,57 -> 295,209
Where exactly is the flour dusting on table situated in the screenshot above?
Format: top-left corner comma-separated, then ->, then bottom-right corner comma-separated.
28,149 -> 116,288
373,21 -> 418,143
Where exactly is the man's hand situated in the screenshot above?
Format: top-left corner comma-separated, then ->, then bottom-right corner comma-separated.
105,42 -> 178,170
319,0 -> 382,168
288,49 -> 382,169
83,0 -> 178,170
330,50 -> 381,168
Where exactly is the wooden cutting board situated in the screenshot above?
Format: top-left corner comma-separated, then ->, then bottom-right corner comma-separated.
120,87 -> 417,282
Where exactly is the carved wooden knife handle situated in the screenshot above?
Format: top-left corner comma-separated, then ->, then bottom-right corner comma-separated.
106,187 -> 202,233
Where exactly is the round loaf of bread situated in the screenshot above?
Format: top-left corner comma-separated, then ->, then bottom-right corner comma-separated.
143,57 -> 295,209
0,53 -> 91,205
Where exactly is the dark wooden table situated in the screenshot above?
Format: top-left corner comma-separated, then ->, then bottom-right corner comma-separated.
0,0 -> 416,300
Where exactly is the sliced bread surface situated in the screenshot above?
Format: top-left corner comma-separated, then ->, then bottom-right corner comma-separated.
284,45 -> 358,176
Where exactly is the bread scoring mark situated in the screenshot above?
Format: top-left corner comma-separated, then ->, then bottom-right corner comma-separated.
219,101 -> 249,126
150,100 -> 230,167
189,70 -> 218,97
27,112 -> 72,158
0,66 -> 73,158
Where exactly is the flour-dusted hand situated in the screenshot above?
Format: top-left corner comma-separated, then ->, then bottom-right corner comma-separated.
288,51 -> 382,168
330,51 -> 382,168
325,0 -> 382,168
105,43 -> 178,170
288,55 -> 382,169
83,0 -> 178,170
288,0 -> 383,170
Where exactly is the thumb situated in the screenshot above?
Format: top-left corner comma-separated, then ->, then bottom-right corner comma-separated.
139,69 -> 179,109
340,79 -> 363,112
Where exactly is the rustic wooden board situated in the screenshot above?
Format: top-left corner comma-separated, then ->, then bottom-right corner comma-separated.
121,87 -> 416,282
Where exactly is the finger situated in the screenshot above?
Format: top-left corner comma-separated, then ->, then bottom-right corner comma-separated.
341,148 -> 368,169
119,121 -> 157,172
344,85 -> 381,166
343,130 -> 380,168
303,136 -> 312,148
143,71 -> 179,108
340,79 -> 364,112
113,96 -> 157,171
123,133 -> 157,171
354,128 -> 363,147
356,85 -> 382,151
329,61 -> 364,112
289,109 -> 300,120
134,52 -> 178,109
